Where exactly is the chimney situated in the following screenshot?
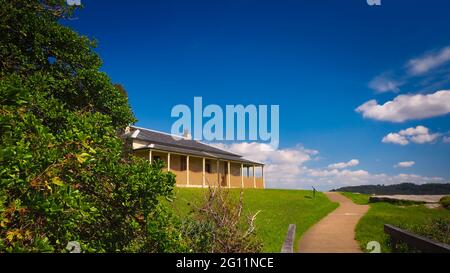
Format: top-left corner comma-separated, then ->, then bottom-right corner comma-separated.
183,129 -> 192,139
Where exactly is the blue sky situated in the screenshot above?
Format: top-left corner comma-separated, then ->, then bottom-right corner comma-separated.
65,0 -> 450,190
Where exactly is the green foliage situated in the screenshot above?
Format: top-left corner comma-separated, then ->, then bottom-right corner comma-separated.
354,202 -> 450,253
344,193 -> 450,252
439,196 -> 450,209
180,217 -> 216,252
398,218 -> 450,246
0,0 -> 184,252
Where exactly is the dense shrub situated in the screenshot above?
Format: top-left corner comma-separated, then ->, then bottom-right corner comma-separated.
439,196 -> 450,209
395,218 -> 450,252
0,0 -> 186,252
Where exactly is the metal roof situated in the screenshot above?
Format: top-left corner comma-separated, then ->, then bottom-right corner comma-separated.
128,126 -> 263,165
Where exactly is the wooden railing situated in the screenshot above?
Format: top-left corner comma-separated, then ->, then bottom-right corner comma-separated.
384,224 -> 450,253
281,224 -> 296,253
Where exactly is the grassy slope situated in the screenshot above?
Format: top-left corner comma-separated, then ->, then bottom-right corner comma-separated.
340,192 -> 370,205
171,188 -> 338,252
341,192 -> 450,253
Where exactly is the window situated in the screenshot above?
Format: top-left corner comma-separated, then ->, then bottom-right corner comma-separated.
205,160 -> 211,173
180,156 -> 187,171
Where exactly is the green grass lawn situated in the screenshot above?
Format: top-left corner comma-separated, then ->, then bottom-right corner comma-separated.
340,192 -> 370,205
341,192 -> 450,253
171,188 -> 338,252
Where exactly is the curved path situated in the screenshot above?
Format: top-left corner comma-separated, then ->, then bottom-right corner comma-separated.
298,192 -> 369,253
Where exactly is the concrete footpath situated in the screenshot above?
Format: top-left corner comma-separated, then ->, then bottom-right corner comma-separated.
298,192 -> 369,253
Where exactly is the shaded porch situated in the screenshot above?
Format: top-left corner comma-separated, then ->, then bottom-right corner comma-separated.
134,148 -> 265,188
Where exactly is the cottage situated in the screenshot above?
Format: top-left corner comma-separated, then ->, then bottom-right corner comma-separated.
123,126 -> 265,188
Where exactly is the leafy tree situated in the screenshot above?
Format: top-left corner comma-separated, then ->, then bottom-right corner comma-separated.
0,0 -> 185,252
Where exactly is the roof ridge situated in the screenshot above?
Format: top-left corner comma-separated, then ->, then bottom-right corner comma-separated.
129,125 -> 241,157
130,125 -> 188,140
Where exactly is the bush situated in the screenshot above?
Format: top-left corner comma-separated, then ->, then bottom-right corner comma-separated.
181,186 -> 263,253
396,218 -> 450,252
439,196 -> 450,209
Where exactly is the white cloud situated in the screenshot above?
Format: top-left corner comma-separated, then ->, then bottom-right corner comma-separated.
356,90 -> 450,122
399,125 -> 440,144
382,133 -> 409,145
409,132 -> 440,144
307,168 -> 369,178
382,126 -> 440,145
212,142 -> 317,165
407,46 -> 450,75
399,125 -> 429,136
444,136 -> 450,143
395,161 -> 415,168
211,142 -> 448,191
328,159 -> 359,169
368,75 -> 402,93
368,46 -> 450,93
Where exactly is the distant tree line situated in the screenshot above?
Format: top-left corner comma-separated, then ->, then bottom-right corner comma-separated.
332,183 -> 450,195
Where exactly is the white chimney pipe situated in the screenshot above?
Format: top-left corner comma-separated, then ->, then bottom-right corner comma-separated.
183,129 -> 192,139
